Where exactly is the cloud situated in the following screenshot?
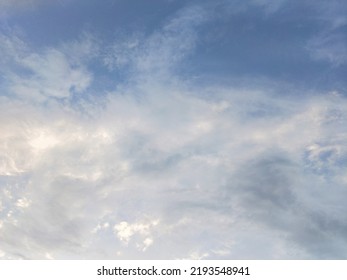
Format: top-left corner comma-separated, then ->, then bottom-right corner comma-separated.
114,220 -> 159,251
0,32 -> 94,101
102,4 -> 209,79
1,1 -> 347,260
307,32 -> 347,66
10,49 -> 92,99
1,77 -> 347,259
304,0 -> 347,66
0,0 -> 46,17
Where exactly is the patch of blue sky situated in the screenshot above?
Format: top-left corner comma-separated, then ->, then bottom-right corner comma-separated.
178,3 -> 346,91
3,0 -> 185,46
3,0 -> 345,97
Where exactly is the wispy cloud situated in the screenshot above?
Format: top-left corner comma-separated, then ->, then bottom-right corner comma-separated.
0,0 -> 46,18
10,49 -> 92,99
0,32 -> 94,101
102,4 -> 209,81
305,0 -> 347,66
307,31 -> 347,66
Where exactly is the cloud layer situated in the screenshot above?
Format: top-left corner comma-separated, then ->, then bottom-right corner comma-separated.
1,81 -> 346,259
0,0 -> 347,259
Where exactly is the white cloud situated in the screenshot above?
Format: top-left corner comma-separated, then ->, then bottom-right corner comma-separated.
1,1 -> 347,260
15,198 -> 31,208
0,32 -> 94,101
10,49 -> 92,99
0,33 -> 27,63
1,79 -> 347,259
114,220 -> 159,252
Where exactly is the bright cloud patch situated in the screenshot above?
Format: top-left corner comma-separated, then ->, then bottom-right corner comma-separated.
1,83 -> 347,259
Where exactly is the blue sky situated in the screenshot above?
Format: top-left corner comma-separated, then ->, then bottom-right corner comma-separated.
0,0 -> 347,259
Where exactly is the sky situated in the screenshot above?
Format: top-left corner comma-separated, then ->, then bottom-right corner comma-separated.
0,0 -> 346,260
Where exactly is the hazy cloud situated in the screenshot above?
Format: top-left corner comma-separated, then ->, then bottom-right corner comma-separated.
0,32 -> 93,101
1,0 -> 347,260
1,78 -> 347,259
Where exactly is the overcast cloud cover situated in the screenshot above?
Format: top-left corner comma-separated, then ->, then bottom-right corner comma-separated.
0,0 -> 347,259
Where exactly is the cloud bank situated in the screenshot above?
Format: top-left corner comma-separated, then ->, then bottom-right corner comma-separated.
0,0 -> 347,259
